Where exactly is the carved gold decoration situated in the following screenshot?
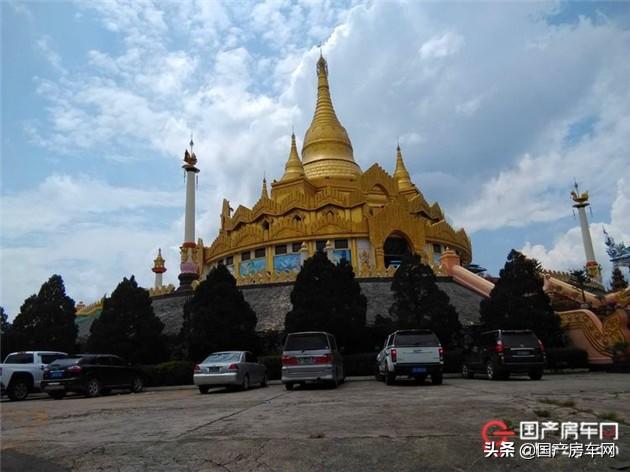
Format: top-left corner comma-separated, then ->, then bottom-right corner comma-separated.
148,284 -> 176,297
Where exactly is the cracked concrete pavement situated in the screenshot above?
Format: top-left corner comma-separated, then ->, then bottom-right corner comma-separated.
1,372 -> 629,471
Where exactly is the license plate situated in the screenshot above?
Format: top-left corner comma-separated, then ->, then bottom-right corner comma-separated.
412,367 -> 426,373
50,371 -> 64,378
299,358 -> 314,365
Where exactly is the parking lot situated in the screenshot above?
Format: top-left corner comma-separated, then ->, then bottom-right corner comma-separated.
2,372 -> 629,471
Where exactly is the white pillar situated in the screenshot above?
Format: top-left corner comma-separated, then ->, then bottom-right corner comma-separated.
577,206 -> 596,263
154,272 -> 163,289
184,169 -> 196,244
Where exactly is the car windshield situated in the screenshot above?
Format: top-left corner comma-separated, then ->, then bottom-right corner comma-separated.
285,333 -> 329,351
4,353 -> 34,364
48,358 -> 82,367
202,352 -> 241,363
395,332 -> 439,347
502,332 -> 538,347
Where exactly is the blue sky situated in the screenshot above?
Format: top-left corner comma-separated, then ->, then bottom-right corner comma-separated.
2,1 -> 629,318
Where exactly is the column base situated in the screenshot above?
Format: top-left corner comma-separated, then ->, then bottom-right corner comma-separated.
177,272 -> 198,292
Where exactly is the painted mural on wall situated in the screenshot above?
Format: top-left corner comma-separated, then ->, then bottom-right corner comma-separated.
239,258 -> 266,277
332,249 -> 351,265
274,253 -> 302,273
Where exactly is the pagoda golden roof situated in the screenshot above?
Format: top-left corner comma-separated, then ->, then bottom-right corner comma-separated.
302,55 -> 361,180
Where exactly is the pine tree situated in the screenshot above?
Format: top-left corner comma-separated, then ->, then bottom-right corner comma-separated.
10,275 -> 77,353
389,254 -> 461,347
181,265 -> 258,362
87,276 -> 166,364
480,250 -> 563,347
610,267 -> 628,292
285,252 -> 367,352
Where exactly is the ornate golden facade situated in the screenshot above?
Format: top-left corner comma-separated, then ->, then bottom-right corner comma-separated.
199,56 -> 472,282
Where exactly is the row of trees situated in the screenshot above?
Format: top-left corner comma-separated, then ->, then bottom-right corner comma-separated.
3,249 -> 589,363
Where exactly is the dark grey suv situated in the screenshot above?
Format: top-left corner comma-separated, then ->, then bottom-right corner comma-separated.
462,330 -> 546,380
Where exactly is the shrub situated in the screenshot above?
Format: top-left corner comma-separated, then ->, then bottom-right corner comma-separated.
259,355 -> 281,380
343,352 -> 378,376
545,348 -> 588,370
141,360 -> 195,387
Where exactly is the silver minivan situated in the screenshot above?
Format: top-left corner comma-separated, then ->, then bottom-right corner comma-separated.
281,331 -> 344,390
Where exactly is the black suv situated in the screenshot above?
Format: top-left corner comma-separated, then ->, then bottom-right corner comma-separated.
462,330 -> 546,380
41,354 -> 145,399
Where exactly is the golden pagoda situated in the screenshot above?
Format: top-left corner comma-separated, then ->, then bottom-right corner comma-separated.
198,55 -> 472,283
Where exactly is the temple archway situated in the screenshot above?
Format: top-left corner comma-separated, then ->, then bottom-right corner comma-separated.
384,234 -> 411,268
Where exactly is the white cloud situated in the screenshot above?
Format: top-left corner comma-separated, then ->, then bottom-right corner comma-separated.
1,175 -> 181,238
419,31 -> 464,60
35,35 -> 66,73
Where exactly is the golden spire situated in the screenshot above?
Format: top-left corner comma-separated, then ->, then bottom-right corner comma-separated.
302,54 -> 360,180
261,176 -> 269,200
281,132 -> 305,181
394,144 -> 414,191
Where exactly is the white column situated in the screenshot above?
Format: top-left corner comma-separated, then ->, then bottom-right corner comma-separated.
184,170 -> 196,244
154,272 -> 163,289
577,207 -> 596,263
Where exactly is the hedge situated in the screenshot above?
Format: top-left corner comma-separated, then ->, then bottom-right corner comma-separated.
544,347 -> 588,370
140,360 -> 195,386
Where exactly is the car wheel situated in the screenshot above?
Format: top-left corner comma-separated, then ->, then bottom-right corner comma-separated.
261,373 -> 268,388
241,374 -> 250,391
85,377 -> 102,397
285,382 -> 294,391
528,369 -> 543,380
486,361 -> 500,381
7,378 -> 29,401
375,362 -> 383,381
131,376 -> 144,393
385,367 -> 396,386
462,364 -> 474,379
198,385 -> 210,394
48,391 -> 66,400
432,371 -> 443,385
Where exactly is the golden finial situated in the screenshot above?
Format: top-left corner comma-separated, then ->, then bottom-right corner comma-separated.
302,54 -> 360,180
394,143 -> 414,191
281,132 -> 305,181
571,180 -> 589,206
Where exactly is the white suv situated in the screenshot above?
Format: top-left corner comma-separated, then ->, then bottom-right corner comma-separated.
376,330 -> 443,385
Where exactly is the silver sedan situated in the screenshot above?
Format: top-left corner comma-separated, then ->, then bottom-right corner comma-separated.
194,351 -> 267,394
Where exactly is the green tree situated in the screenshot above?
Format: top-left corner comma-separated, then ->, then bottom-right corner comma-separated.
1,307 -> 14,360
285,252 -> 367,352
389,254 -> 461,347
570,268 -> 590,304
181,265 -> 258,362
10,275 -> 77,353
87,276 -> 166,364
610,267 -> 628,292
480,250 -> 563,347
